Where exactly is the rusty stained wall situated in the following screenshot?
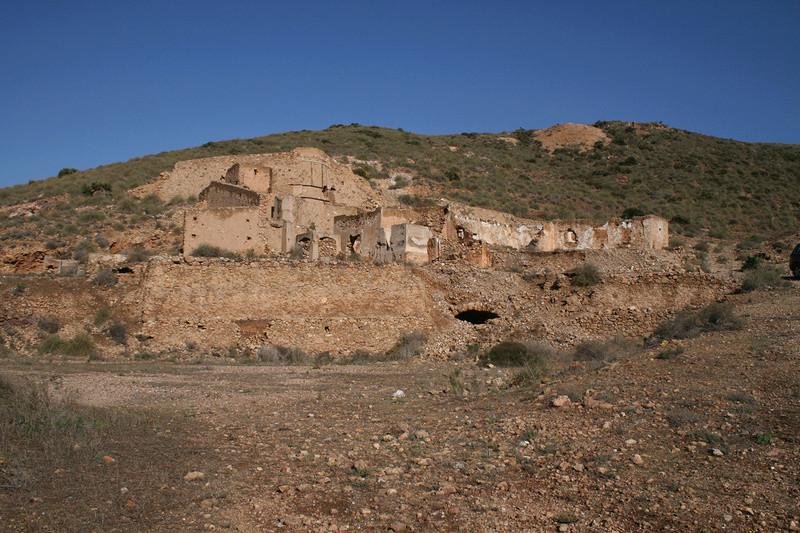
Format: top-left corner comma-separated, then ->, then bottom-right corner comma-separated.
183,207 -> 264,256
141,259 -> 438,354
534,216 -> 669,251
445,203 -> 668,252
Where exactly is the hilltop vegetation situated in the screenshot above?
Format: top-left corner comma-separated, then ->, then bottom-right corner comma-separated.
1,122 -> 799,250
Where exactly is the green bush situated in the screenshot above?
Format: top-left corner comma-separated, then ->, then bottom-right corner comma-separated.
38,334 -> 67,355
93,306 -> 112,326
38,333 -> 96,357
740,255 -> 763,270
77,210 -> 106,223
57,168 -> 77,178
124,247 -> 151,263
81,182 -> 111,196
139,194 -> 164,215
621,207 -> 645,219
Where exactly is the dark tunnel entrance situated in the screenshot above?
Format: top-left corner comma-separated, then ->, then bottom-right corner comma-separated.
455,309 -> 500,324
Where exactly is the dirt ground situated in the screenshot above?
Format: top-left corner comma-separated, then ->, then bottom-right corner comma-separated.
1,285 -> 799,532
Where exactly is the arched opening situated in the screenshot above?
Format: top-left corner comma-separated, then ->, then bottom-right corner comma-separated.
455,309 -> 499,324
565,229 -> 578,244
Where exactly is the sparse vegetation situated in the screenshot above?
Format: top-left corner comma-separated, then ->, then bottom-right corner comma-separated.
36,316 -> 61,335
385,331 -> 426,360
739,264 -> 789,292
256,345 -> 309,364
105,321 -> 127,345
92,268 -> 117,287
647,301 -> 744,345
37,333 -> 96,358
480,340 -> 551,384
572,337 -> 629,363
192,244 -> 235,258
567,262 -> 601,286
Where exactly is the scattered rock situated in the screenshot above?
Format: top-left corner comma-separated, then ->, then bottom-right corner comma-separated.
552,395 -> 571,408
184,471 -> 205,481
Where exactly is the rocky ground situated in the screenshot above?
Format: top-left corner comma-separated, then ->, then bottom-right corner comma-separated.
1,285 -> 799,532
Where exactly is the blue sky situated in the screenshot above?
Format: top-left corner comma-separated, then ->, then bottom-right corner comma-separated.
1,1 -> 798,188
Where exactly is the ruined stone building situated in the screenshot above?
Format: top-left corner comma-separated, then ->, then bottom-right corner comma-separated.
174,148 -> 668,264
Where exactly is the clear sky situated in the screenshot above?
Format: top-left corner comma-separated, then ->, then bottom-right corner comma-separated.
1,1 -> 798,188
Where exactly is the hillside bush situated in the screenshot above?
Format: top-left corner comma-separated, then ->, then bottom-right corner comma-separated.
480,341 -> 552,374
105,321 -> 127,345
37,333 -> 96,358
256,345 -> 309,364
92,268 -> 117,287
57,168 -> 77,178
739,264 -> 788,293
191,244 -> 231,258
573,340 -> 620,361
37,317 -> 61,334
385,331 -> 426,360
647,302 -> 743,345
621,207 -> 646,219
567,263 -> 601,286
81,182 -> 111,196
124,247 -> 151,263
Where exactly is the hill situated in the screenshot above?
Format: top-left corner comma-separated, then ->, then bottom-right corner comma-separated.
1,121 -> 799,264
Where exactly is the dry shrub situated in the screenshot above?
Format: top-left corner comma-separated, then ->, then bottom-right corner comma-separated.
386,331 -> 427,360
739,264 -> 789,292
647,301 -> 743,345
481,340 -> 552,386
37,316 -> 61,335
256,345 -> 309,364
567,263 -> 602,286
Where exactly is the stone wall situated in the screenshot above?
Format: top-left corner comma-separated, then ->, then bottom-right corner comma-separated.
444,203 -> 668,252
141,259 -> 438,354
200,182 -> 260,208
183,207 -> 263,256
134,147 -> 384,210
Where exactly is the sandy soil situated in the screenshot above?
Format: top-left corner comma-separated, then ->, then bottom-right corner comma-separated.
1,285 -> 799,532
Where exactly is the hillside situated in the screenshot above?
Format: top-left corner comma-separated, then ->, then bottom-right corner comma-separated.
1,122 -> 799,266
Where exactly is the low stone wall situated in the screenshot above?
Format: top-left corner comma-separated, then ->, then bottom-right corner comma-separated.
141,258 -> 438,353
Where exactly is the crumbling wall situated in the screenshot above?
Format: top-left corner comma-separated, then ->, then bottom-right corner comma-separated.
141,259 -> 438,353
199,182 -> 260,208
183,207 -> 263,256
389,224 -> 433,264
135,148 -> 384,210
224,163 -> 272,193
444,203 -> 668,252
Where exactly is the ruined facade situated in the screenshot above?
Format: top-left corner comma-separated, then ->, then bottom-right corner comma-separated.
178,148 -> 668,264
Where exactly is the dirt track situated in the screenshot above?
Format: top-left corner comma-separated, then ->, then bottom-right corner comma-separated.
1,287 -> 799,532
